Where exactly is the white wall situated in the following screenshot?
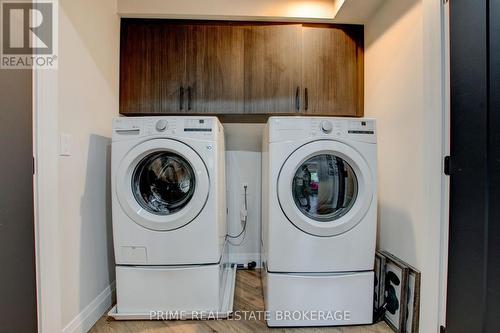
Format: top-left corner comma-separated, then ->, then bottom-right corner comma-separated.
57,0 -> 120,331
224,124 -> 264,266
365,0 -> 444,332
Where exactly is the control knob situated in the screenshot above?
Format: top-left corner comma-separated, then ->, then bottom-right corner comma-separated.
320,121 -> 333,134
156,119 -> 168,131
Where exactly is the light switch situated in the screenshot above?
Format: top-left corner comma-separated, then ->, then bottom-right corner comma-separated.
59,133 -> 72,156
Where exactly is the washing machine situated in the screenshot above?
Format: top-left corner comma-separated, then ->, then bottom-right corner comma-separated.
109,116 -> 235,319
261,117 -> 377,326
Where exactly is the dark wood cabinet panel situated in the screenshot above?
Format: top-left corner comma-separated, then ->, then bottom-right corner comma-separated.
244,25 -> 302,114
120,21 -> 186,114
186,25 -> 244,114
160,25 -> 187,113
301,26 -> 363,116
120,22 -> 162,114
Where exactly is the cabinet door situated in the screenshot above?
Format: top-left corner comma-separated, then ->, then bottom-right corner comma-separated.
160,24 -> 188,113
120,21 -> 186,115
302,26 -> 363,116
244,25 -> 302,114
186,25 -> 244,114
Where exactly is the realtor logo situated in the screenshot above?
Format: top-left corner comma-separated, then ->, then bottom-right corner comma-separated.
1,0 -> 58,69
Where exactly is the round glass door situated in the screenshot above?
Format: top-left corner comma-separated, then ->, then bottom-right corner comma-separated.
116,139 -> 210,231
292,154 -> 358,222
277,140 -> 373,237
132,152 -> 196,215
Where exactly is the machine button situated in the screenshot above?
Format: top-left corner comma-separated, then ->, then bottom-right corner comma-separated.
320,121 -> 333,134
156,120 -> 168,131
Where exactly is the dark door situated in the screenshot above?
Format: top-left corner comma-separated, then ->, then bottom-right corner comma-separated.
301,25 -> 364,116
0,69 -> 37,332
446,0 -> 500,332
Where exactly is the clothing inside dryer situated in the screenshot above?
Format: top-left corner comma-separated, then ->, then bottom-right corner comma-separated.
292,154 -> 358,222
132,151 -> 196,215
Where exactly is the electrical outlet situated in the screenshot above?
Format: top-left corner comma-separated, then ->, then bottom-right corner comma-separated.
240,183 -> 249,224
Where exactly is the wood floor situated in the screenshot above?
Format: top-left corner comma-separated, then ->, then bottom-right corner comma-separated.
90,270 -> 392,333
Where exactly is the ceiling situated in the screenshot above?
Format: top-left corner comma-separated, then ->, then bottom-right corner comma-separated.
117,0 -> 385,24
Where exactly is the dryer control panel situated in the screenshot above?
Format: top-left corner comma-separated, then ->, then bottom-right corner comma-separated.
268,117 -> 376,144
311,118 -> 376,144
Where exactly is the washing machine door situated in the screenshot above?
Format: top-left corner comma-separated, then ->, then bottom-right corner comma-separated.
116,138 -> 209,231
277,140 -> 373,237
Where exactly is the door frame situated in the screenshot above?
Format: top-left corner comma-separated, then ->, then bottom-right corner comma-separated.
33,69 -> 62,333
405,2 -> 452,330
438,0 -> 451,330
423,0 -> 450,331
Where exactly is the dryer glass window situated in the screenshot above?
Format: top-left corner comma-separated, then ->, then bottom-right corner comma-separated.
132,152 -> 196,215
292,154 -> 358,222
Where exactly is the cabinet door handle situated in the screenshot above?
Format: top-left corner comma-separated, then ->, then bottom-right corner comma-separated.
304,88 -> 309,111
295,86 -> 300,111
187,86 -> 192,111
180,86 -> 184,110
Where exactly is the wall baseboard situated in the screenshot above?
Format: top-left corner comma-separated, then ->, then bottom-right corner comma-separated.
61,282 -> 115,333
229,252 -> 261,267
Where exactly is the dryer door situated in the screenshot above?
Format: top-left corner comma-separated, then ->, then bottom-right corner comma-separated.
116,139 -> 209,231
277,140 -> 373,237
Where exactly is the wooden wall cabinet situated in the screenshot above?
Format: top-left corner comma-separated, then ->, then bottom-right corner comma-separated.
120,20 -> 364,119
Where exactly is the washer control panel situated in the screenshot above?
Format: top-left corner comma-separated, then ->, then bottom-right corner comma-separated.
113,117 -> 218,141
144,118 -> 176,135
113,118 -> 141,135
183,118 -> 213,132
311,119 -> 345,137
347,120 -> 375,135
